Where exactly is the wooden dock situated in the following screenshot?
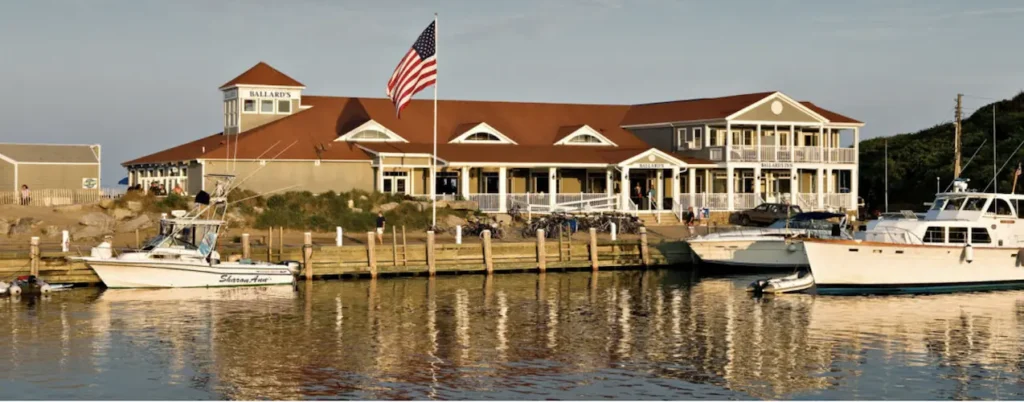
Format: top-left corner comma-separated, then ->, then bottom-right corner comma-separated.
0,228 -> 696,285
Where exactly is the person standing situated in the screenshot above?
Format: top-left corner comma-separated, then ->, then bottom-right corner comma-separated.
19,185 -> 30,205
375,212 -> 386,243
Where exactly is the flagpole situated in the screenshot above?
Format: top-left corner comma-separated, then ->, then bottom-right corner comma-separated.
431,12 -> 438,229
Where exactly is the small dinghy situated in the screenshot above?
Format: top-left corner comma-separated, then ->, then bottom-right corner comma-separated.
8,275 -> 67,295
747,270 -> 815,294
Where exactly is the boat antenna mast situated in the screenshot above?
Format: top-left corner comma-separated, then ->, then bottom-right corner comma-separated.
955,93 -> 963,179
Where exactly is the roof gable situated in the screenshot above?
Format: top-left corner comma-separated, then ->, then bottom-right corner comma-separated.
0,143 -> 100,163
219,62 -> 305,89
449,122 -> 517,144
554,125 -> 617,146
622,92 -> 776,126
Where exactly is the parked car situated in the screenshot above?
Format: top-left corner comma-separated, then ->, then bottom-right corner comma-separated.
737,203 -> 803,226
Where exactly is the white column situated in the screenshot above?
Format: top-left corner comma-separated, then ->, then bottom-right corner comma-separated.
671,166 -> 681,207
605,167 -> 614,199
819,125 -> 825,162
620,167 -> 630,211
753,166 -> 762,203
703,125 -> 710,148
376,166 -> 384,193
687,167 -> 696,200
726,166 -> 735,211
816,168 -> 824,210
460,166 -> 470,199
655,170 -> 664,210
548,167 -> 557,209
790,167 -> 798,206
725,122 -> 732,162
826,168 -> 834,193
852,127 -> 860,210
790,124 -> 796,161
498,167 -> 507,213
756,124 -> 762,161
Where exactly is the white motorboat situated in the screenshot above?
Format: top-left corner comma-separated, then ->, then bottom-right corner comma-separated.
73,175 -> 297,289
688,212 -> 851,269
805,180 -> 1024,294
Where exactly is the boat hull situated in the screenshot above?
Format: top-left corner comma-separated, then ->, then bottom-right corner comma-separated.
689,238 -> 808,269
804,239 -> 1024,295
84,260 -> 295,288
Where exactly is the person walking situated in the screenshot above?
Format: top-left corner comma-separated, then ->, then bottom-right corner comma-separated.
19,185 -> 30,205
375,212 -> 386,243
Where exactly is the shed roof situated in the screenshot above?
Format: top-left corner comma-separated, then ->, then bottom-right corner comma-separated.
0,143 -> 100,163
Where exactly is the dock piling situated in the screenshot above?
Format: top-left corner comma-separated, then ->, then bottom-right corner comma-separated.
391,226 -> 398,266
640,227 -> 650,266
537,229 -> 546,272
367,231 -> 377,279
267,227 -> 273,261
483,230 -> 493,274
302,232 -> 312,280
30,237 -> 39,276
242,233 -> 251,259
279,227 -> 284,260
610,222 -> 617,241
427,230 -> 436,275
336,227 -> 343,246
589,228 -> 598,271
61,230 -> 69,253
456,225 -> 462,245
135,229 -> 141,249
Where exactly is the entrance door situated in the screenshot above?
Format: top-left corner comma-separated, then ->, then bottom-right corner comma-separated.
629,172 -> 649,210
383,172 -> 408,195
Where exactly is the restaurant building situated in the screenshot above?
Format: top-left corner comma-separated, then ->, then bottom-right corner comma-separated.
124,62 -> 863,218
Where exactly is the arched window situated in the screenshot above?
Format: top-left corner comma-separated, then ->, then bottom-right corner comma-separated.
350,130 -> 391,140
568,134 -> 603,144
464,132 -> 501,142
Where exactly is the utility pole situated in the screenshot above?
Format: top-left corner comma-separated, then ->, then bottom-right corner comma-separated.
954,93 -> 963,179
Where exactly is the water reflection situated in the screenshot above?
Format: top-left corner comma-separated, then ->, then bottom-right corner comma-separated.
2,272 -> 1024,399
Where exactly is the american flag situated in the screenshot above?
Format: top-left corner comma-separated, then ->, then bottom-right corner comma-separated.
386,21 -> 437,117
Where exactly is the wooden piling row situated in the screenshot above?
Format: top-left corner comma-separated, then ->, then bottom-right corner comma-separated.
242,233 -> 251,259
303,232 -> 312,280
537,229 -> 546,272
483,230 -> 493,274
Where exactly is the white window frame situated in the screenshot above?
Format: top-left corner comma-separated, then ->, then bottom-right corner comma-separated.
242,99 -> 257,114
691,127 -> 703,150
335,120 -> 408,143
449,122 -> 517,144
554,125 -> 617,146
676,128 -> 687,151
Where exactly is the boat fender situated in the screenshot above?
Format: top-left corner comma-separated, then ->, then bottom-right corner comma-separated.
9,283 -> 21,296
39,282 -> 51,294
963,244 -> 974,264
787,243 -> 799,253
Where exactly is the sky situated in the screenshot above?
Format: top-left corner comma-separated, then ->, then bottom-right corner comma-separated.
1,0 -> 1022,186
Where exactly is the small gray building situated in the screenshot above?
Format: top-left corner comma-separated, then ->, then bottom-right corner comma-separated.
0,143 -> 102,194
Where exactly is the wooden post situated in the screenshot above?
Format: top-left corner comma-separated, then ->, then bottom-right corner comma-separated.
30,237 -> 39,277
279,227 -> 284,260
426,230 -> 436,276
589,227 -> 598,271
61,230 -> 69,253
242,233 -> 251,259
402,226 -> 408,266
536,229 -> 546,272
482,230 -> 493,274
391,226 -> 398,266
302,232 -> 312,280
557,224 -> 564,262
639,226 -> 650,267
367,231 -> 377,279
135,229 -> 141,249
267,227 -> 273,262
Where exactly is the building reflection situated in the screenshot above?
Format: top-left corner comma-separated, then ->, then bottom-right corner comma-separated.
3,272 -> 1024,399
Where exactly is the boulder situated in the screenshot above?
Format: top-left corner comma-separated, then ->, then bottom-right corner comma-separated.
448,200 -> 479,211
98,198 -> 115,209
42,225 -> 61,238
10,219 -> 32,235
73,225 -> 111,241
54,204 -> 83,213
111,208 -> 134,220
372,202 -> 400,213
126,200 -> 144,212
494,213 -> 513,226
347,199 -> 355,209
351,207 -> 363,213
0,219 -> 9,237
79,212 -> 115,229
118,215 -> 153,233
442,214 -> 467,229
435,200 -> 449,209
403,200 -> 424,212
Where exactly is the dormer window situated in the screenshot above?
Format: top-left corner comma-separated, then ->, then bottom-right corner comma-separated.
243,99 -> 256,113
449,122 -> 517,144
554,125 -> 616,146
277,100 -> 291,114
464,132 -> 501,142
260,100 -> 274,113
336,120 -> 408,143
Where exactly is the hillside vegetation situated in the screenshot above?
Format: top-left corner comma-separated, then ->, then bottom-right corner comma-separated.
859,91 -> 1024,212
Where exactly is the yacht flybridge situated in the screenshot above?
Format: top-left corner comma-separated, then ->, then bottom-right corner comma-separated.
72,175 -> 296,288
805,179 -> 1024,294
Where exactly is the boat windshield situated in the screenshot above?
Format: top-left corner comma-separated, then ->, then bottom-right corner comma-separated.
142,221 -> 220,251
767,219 -> 836,231
929,198 -> 948,211
943,197 -> 967,211
962,197 -> 987,211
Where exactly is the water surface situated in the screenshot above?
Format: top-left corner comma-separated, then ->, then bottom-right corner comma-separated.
2,270 -> 1024,399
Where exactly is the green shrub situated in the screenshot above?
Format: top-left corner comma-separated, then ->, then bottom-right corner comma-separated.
243,190 -> 472,231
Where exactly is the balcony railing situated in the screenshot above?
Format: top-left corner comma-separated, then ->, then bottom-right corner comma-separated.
706,146 -> 855,164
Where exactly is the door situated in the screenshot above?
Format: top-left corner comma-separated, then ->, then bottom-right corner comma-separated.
382,172 -> 409,195
629,172 -> 649,209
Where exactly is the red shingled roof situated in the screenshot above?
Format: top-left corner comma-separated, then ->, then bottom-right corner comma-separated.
219,62 -> 304,89
800,102 -> 862,124
622,92 -> 776,126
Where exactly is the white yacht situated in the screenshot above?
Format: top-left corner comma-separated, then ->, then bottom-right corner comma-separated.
73,175 -> 297,288
688,212 -> 851,269
804,180 -> 1024,294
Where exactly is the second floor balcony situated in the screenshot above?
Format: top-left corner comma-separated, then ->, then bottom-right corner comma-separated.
706,145 -> 856,164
